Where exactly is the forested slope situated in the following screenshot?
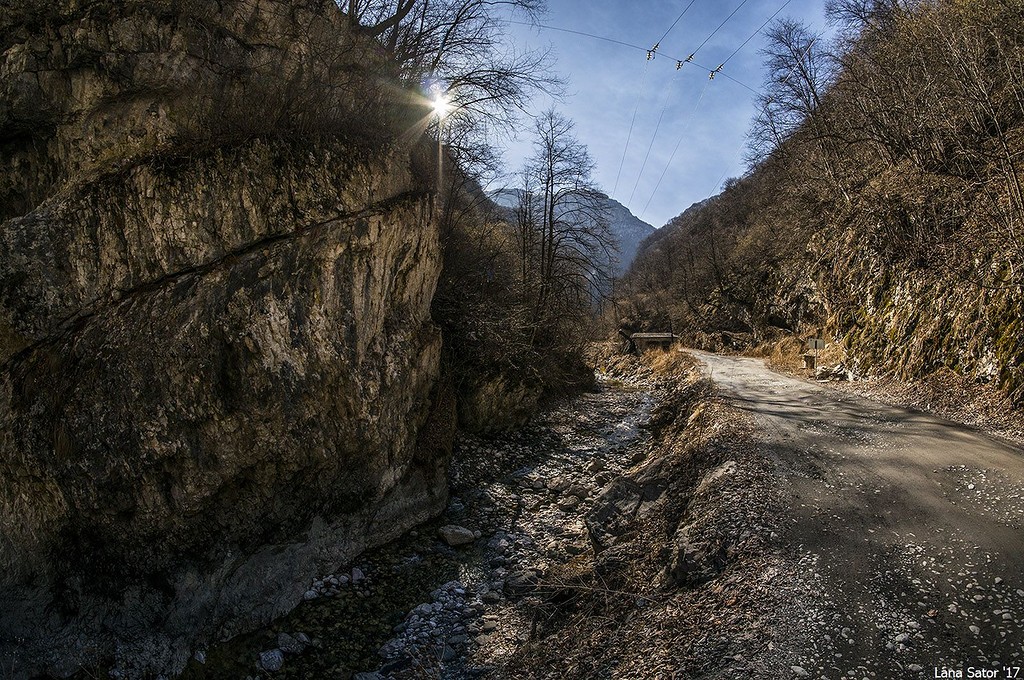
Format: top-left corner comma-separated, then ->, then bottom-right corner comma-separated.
622,0 -> 1024,402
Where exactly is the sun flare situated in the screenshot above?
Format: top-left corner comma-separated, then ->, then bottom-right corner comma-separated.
430,94 -> 450,118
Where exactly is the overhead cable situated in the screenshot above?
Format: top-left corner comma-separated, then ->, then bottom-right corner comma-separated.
655,0 -> 700,48
628,72 -> 678,206
647,27 -> 821,221
613,60 -> 651,195
640,79 -> 711,219
721,0 -> 794,69
689,0 -> 752,58
631,0 -> 784,206
506,20 -> 758,93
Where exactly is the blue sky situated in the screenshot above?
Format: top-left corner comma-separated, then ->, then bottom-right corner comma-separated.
497,0 -> 830,228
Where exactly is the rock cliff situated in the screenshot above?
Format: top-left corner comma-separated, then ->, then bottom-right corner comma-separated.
0,0 -> 453,676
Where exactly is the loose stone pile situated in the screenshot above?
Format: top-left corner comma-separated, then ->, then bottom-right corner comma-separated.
345,379 -> 659,678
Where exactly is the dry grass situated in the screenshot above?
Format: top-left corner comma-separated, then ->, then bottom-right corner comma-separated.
645,348 -> 697,377
757,335 -> 848,376
590,341 -> 696,384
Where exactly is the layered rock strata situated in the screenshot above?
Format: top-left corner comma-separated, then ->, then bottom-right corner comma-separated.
0,1 -> 453,675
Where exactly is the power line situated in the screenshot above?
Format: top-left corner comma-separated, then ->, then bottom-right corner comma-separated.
628,70 -> 679,206
630,0 -> 786,208
506,20 -> 758,93
647,29 -> 822,224
721,0 -> 793,69
655,0 -> 700,49
505,14 -> 810,220
641,79 -> 711,219
613,60 -> 651,195
689,0 -> 752,59
506,20 -> 642,52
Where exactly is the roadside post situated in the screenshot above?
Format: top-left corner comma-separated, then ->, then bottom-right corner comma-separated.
804,338 -> 825,369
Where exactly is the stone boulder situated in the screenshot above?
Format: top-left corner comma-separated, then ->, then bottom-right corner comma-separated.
438,525 -> 476,547
662,527 -> 729,587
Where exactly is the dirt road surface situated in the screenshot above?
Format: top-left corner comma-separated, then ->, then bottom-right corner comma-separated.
692,351 -> 1024,679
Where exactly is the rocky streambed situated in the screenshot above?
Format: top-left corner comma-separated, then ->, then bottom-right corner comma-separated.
181,375 -> 657,679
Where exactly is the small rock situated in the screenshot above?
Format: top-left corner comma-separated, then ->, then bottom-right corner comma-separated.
259,649 -> 285,673
546,476 -> 570,492
277,632 -> 306,655
969,625 -> 981,635
567,484 -> 591,499
193,650 -> 206,664
558,497 -> 580,511
908,664 -> 924,672
351,567 -> 365,583
438,525 -> 476,547
303,590 -> 318,601
791,666 -> 809,677
506,570 -> 536,592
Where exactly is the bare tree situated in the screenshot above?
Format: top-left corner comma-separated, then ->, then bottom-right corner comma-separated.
342,0 -> 559,147
747,19 -> 850,199
825,0 -> 905,38
515,109 -> 615,336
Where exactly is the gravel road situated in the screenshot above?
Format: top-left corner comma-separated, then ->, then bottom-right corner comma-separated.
692,351 -> 1024,678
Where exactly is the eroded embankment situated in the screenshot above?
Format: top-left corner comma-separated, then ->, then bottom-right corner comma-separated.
182,350 -> 814,678
496,350 -> 807,679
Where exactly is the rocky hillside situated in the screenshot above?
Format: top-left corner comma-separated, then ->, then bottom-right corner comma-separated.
622,0 -> 1024,402
601,195 -> 656,276
0,1 -> 453,676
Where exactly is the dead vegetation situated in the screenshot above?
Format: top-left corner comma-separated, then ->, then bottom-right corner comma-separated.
756,334 -> 1024,446
489,352 -> 798,678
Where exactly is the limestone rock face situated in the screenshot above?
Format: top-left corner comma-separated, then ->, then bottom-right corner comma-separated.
0,1 -> 452,677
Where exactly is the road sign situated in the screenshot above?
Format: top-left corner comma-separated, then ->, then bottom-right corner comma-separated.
808,338 -> 825,350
